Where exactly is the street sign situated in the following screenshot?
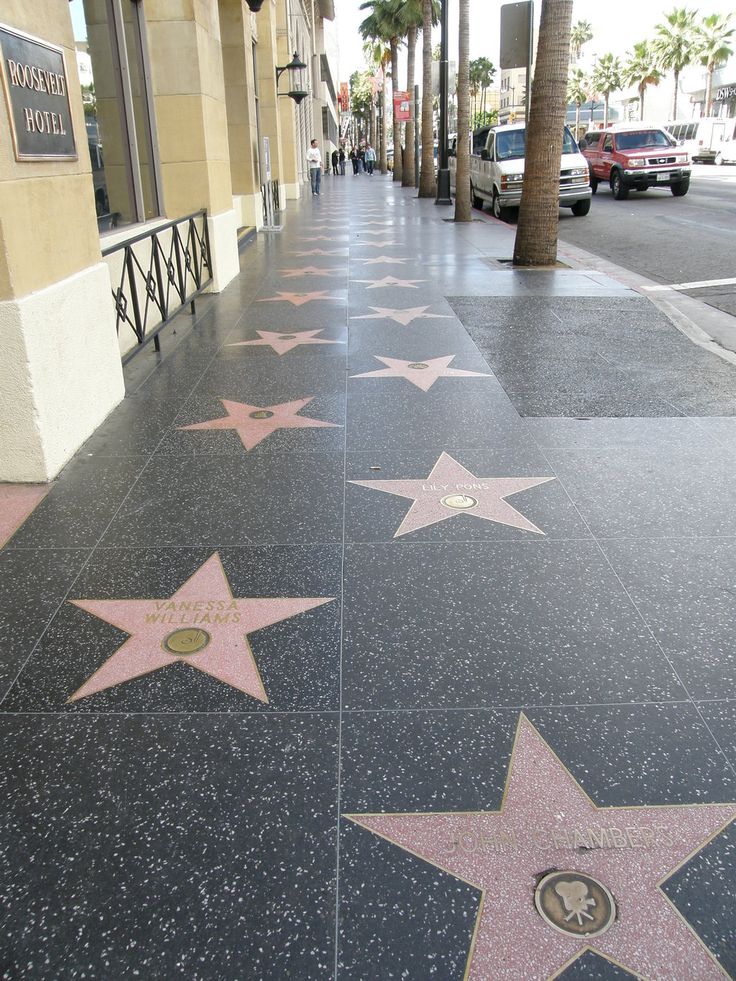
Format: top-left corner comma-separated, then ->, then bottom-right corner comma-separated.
500,2 -> 533,70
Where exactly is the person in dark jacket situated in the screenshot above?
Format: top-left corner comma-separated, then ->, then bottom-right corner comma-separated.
349,146 -> 359,175
339,147 -> 346,175
331,149 -> 339,175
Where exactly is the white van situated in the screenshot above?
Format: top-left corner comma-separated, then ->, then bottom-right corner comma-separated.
450,122 -> 591,220
664,117 -> 736,164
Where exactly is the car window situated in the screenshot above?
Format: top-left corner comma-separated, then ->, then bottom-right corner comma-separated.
495,127 -> 578,161
615,130 -> 672,150
487,134 -> 495,159
687,123 -> 698,140
584,133 -> 599,148
602,135 -> 613,152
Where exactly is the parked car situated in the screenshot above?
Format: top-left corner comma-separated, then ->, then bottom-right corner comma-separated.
582,125 -> 691,199
663,117 -> 736,163
450,122 -> 591,221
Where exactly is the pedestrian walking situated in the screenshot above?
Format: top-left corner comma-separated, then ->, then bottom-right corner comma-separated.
331,149 -> 339,175
339,147 -> 346,175
364,143 -> 376,175
307,139 -> 322,195
349,146 -> 359,175
358,146 -> 365,172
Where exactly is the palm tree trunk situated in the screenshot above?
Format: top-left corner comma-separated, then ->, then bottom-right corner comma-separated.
371,96 -> 377,149
419,0 -> 436,197
575,101 -> 580,134
672,68 -> 679,120
640,86 -> 644,121
403,25 -> 417,187
390,38 -> 402,182
604,93 -> 609,128
455,0 -> 471,221
705,64 -> 714,116
513,0 -> 574,265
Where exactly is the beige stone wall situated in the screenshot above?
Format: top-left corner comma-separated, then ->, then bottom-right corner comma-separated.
0,1 -> 100,301
219,0 -> 261,208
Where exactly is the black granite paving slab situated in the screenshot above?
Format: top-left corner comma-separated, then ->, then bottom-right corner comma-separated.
0,713 -> 338,979
341,542 -> 686,709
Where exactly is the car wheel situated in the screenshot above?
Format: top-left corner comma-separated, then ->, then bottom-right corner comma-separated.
492,191 -> 509,221
589,173 -> 598,194
571,198 -> 591,217
715,152 -> 723,166
611,170 -> 629,200
671,178 -> 690,197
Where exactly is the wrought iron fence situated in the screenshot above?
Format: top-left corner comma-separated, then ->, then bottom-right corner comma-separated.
101,209 -> 212,363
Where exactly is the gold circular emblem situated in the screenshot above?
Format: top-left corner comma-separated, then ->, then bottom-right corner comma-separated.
535,871 -> 616,939
163,628 -> 211,656
249,410 -> 274,420
441,493 -> 479,510
407,362 -> 430,370
278,334 -> 297,340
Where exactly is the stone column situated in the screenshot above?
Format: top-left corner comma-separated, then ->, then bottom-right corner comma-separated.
255,0 -> 287,199
218,0 -> 263,230
145,0 -> 239,291
0,4 -> 125,482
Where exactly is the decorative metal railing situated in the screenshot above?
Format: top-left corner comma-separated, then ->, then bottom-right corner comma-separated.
261,180 -> 280,225
101,209 -> 212,363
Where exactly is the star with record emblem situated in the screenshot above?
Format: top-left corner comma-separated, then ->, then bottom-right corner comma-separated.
350,452 -> 554,537
351,355 -> 491,391
228,330 -> 344,356
69,553 -> 333,703
347,715 -> 735,980
289,249 -> 347,257
258,291 -> 341,306
278,266 -> 344,278
351,275 -> 425,289
179,397 -> 339,451
351,306 -> 451,327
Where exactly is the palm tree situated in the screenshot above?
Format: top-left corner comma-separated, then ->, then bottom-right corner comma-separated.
696,13 -> 734,116
567,66 -> 588,136
455,0 -> 471,221
389,0 -> 426,188
364,38 -> 391,171
419,0 -> 439,197
623,41 -> 662,120
569,19 -> 593,62
469,59 -> 482,119
651,8 -> 698,120
470,57 -> 495,118
591,53 -> 623,127
514,0 -> 575,264
360,1 -> 404,181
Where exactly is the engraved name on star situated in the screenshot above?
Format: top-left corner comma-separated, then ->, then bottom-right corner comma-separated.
257,291 -> 342,306
352,275 -> 426,289
350,452 -> 554,537
227,329 -> 344,356
69,553 -> 333,703
279,266 -> 344,278
179,397 -> 339,451
301,235 -> 348,242
359,240 -> 397,248
354,256 -> 410,265
351,355 -> 491,391
289,249 -> 348,257
347,714 -> 736,981
351,306 -> 452,327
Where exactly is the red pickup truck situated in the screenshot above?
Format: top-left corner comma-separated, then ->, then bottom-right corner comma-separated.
581,125 -> 691,200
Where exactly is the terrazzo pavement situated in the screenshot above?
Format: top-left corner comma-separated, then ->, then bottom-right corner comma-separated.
1,173 -> 735,980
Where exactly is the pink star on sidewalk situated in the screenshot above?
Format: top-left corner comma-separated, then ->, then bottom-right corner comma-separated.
351,305 -> 452,326
360,240 -> 397,248
357,230 -> 394,236
69,553 -> 333,703
279,266 -> 344,278
347,715 -> 736,981
258,291 -> 342,306
228,329 -> 344,356
179,397 -> 339,451
350,452 -> 554,537
301,235 -> 348,242
351,355 -> 491,391
352,275 -> 425,289
0,484 -> 48,548
289,249 -> 347,256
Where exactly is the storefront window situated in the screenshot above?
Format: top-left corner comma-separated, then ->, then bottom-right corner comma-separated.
70,0 -> 160,233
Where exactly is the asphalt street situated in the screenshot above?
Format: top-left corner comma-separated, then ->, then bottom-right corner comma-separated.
557,164 -> 736,319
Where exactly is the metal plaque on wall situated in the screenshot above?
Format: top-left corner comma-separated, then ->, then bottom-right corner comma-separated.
0,23 -> 77,161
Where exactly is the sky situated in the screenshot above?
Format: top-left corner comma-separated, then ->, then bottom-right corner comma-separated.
333,0 -> 730,83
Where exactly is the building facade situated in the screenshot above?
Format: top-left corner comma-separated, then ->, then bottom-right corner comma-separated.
0,0 -> 337,483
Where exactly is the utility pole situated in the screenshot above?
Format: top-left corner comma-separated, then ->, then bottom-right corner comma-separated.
435,0 -> 452,205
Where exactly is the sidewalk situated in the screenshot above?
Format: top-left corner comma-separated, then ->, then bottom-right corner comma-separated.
1,173 -> 735,980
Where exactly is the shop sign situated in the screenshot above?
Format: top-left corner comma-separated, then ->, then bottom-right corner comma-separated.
0,23 -> 77,161
715,85 -> 736,101
393,90 -> 411,121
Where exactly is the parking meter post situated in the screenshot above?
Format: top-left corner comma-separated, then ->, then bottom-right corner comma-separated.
435,0 -> 452,205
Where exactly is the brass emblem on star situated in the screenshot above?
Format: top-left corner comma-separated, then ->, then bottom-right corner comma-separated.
441,493 -> 479,511
163,628 -> 212,656
535,870 -> 617,939
249,410 -> 274,419
278,334 -> 297,340
407,363 -> 429,370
